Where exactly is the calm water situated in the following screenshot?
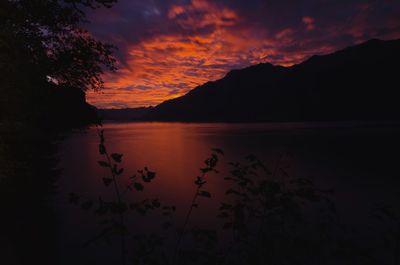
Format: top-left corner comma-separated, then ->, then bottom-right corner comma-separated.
56,122 -> 400,264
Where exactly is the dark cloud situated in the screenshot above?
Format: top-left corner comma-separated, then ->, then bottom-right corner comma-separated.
85,0 -> 400,108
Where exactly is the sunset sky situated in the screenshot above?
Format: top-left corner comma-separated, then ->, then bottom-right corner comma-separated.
85,0 -> 400,109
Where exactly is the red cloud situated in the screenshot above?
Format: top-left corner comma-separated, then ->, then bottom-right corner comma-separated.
168,0 -> 239,29
86,0 -> 400,109
87,3 -> 331,108
302,16 -> 316,31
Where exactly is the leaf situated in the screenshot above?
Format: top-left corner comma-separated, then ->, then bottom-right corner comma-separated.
223,222 -> 233,229
98,161 -> 110,167
218,212 -> 230,218
142,170 -> 156,182
110,202 -> 128,214
201,167 -> 212,173
112,222 -> 128,235
198,191 -> 211,198
95,205 -> 108,216
219,203 -> 232,210
326,198 -> 336,213
111,165 -> 124,176
194,176 -> 206,187
291,178 -> 313,186
133,182 -> 144,191
99,130 -> 105,144
81,200 -> 93,210
69,193 -> 80,205
162,222 -> 172,230
116,168 -> 124,175
102,177 -> 113,186
246,154 -> 256,162
99,144 -> 106,155
135,207 -> 146,215
110,153 -> 123,163
268,181 -> 281,193
380,207 -> 397,220
152,199 -> 161,208
238,181 -> 248,187
226,188 -> 240,195
212,148 -> 224,155
144,203 -> 153,210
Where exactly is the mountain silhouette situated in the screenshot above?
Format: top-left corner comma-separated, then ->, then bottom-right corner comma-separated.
142,38 -> 400,122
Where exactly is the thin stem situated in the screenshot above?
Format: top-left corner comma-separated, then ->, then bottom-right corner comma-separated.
260,153 -> 283,231
97,128 -> 126,265
395,233 -> 399,265
106,154 -> 126,265
272,153 -> 284,180
172,171 -> 206,264
104,152 -> 123,203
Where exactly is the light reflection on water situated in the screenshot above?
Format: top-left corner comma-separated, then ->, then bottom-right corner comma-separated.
56,122 -> 400,264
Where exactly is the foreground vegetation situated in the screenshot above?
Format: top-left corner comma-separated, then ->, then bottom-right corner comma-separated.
69,128 -> 400,265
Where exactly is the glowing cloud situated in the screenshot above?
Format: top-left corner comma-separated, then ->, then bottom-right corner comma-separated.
86,0 -> 400,108
302,16 -> 316,31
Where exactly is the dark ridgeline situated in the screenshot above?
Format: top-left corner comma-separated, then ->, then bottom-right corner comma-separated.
143,39 -> 400,122
0,1 -> 116,265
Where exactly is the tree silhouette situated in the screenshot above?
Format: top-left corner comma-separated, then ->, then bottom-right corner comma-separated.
0,0 -> 117,123
0,1 -> 118,264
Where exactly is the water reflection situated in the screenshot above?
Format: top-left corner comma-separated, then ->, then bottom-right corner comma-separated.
57,122 -> 400,265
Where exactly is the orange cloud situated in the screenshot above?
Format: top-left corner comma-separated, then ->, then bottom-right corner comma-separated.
87,1 -> 333,108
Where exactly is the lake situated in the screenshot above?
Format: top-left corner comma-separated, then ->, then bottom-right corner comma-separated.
56,122 -> 400,264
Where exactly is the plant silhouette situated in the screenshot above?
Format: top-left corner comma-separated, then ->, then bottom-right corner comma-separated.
69,129 -> 399,265
70,128 -> 176,265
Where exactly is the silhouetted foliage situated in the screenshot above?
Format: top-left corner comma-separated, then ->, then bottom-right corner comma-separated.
70,128 -> 176,265
173,149 -> 221,265
0,1 -> 118,264
67,127 -> 400,265
0,0 -> 116,125
371,194 -> 400,265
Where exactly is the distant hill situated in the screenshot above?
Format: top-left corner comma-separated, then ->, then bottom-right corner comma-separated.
143,39 -> 400,122
98,107 -> 153,121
